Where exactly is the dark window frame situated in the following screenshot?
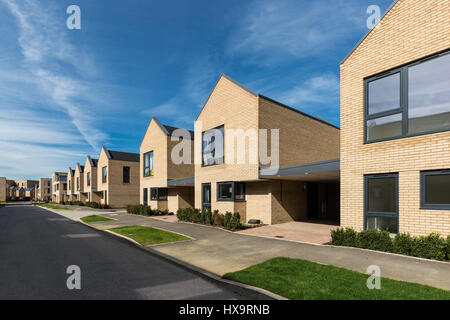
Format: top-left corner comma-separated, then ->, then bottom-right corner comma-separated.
364,173 -> 399,233
143,188 -> 148,206
143,151 -> 154,177
87,172 -> 91,186
364,49 -> 450,144
123,166 -> 130,184
202,125 -> 225,167
216,181 -> 246,202
150,187 -> 168,201
102,166 -> 107,183
420,169 -> 450,210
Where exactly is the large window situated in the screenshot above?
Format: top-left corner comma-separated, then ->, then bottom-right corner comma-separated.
202,125 -> 224,166
150,188 -> 168,200
143,151 -> 154,177
87,172 -> 91,186
217,182 -> 245,201
364,173 -> 398,233
76,177 -> 79,190
365,50 -> 450,143
102,166 -> 107,183
421,170 -> 450,210
123,166 -> 130,183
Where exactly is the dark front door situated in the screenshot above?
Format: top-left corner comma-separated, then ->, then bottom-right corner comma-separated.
307,183 -> 319,219
202,183 -> 211,210
143,188 -> 148,206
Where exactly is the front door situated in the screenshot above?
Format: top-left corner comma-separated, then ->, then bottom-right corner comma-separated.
307,183 -> 319,219
202,183 -> 211,210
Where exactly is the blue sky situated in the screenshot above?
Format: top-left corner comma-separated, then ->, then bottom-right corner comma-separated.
0,0 -> 394,179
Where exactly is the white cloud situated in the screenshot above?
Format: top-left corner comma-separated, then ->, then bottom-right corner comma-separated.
1,0 -> 107,151
227,0 -> 364,65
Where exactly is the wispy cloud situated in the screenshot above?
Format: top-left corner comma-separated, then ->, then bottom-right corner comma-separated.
227,0 -> 364,65
1,0 -> 107,150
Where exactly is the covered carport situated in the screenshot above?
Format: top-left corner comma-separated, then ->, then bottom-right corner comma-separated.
167,176 -> 195,213
259,158 -> 340,225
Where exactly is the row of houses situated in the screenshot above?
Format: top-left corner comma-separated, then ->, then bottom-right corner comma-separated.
0,179 -> 40,201
31,0 -> 450,236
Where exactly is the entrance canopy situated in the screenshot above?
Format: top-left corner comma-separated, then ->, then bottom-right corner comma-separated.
167,176 -> 194,187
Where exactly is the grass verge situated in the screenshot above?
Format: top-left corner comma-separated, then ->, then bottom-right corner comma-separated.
108,225 -> 190,246
223,257 -> 450,300
38,204 -> 72,210
81,215 -> 114,223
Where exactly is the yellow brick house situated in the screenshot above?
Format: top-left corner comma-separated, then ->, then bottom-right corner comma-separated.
340,0 -> 450,236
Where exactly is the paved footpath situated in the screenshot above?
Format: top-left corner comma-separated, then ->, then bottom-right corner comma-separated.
53,208 -> 450,291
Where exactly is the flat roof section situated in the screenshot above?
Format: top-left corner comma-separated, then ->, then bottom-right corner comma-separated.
259,158 -> 340,182
167,176 -> 194,187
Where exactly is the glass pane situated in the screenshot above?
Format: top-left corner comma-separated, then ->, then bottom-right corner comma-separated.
408,54 -> 450,134
218,182 -> 233,200
367,113 -> 402,141
158,188 -> 168,200
366,216 -> 398,233
234,182 -> 245,200
425,173 -> 450,205
150,188 -> 158,200
368,73 -> 400,115
202,126 -> 224,166
367,177 -> 396,213
202,185 -> 211,203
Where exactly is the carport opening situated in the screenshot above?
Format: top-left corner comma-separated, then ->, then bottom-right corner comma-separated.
306,182 -> 340,225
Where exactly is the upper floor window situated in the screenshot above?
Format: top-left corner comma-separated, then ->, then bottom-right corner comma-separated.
421,170 -> 450,210
202,125 -> 224,167
76,177 -> 79,190
143,151 -> 154,177
87,172 -> 91,186
365,50 -> 450,143
123,166 -> 130,183
102,166 -> 107,183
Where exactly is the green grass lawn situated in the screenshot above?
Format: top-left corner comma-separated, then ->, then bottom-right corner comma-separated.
38,204 -> 72,210
81,215 -> 114,223
223,257 -> 450,300
108,225 -> 191,246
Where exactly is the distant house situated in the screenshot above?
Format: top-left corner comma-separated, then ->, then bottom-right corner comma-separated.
97,146 -> 140,208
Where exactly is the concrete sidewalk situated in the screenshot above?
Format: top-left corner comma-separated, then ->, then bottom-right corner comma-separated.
46,208 -> 450,291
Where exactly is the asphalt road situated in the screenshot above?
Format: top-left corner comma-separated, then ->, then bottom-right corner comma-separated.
0,205 -> 249,300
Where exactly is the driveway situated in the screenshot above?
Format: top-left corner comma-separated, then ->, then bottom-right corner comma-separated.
0,205 -> 261,299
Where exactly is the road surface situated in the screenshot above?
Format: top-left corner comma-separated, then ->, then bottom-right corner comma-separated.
0,205 -> 251,300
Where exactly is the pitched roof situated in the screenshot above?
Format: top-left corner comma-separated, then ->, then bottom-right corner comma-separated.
103,147 -> 139,162
340,0 -> 399,65
86,156 -> 98,167
163,124 -> 194,140
196,74 -> 339,130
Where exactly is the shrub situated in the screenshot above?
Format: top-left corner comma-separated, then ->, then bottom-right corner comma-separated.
356,229 -> 393,252
447,236 -> 450,260
393,233 -> 414,256
228,212 -> 242,230
331,228 -> 357,246
411,233 -> 446,261
223,212 -> 232,229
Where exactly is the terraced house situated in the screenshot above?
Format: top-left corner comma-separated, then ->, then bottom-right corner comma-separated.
52,172 -> 67,203
37,178 -> 52,201
340,0 -> 450,236
140,117 -> 194,213
83,156 -> 100,203
0,177 -> 6,202
195,75 -> 340,225
66,168 -> 76,201
74,163 -> 85,202
97,146 -> 140,208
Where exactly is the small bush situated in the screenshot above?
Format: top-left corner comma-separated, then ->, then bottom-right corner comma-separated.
411,233 -> 446,261
214,213 -> 224,226
356,229 -> 393,252
223,212 -> 232,229
446,236 -> 450,260
331,228 -> 357,246
393,233 -> 414,256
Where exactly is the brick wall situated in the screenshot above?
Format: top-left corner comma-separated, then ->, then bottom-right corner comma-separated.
340,0 -> 450,236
